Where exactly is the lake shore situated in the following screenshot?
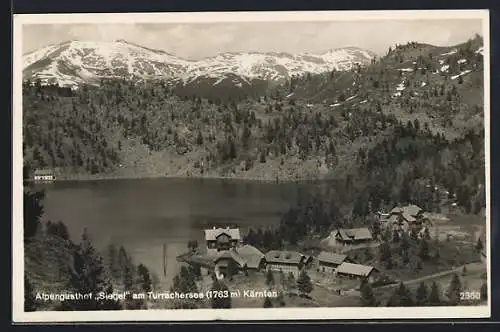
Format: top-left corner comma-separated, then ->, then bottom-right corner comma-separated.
27,170 -> 331,184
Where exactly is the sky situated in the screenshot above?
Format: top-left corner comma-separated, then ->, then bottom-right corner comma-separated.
22,19 -> 483,60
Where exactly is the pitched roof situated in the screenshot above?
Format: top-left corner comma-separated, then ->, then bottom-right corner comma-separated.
204,227 -> 241,241
264,250 -> 304,265
390,207 -> 403,214
391,205 -> 423,217
388,214 -> 400,223
213,249 -> 247,267
402,212 -> 416,223
336,228 -> 373,241
236,245 -> 264,269
317,251 -> 347,265
336,262 -> 375,277
402,204 -> 423,217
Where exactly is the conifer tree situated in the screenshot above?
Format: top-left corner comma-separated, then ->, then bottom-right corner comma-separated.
446,273 -> 462,305
428,281 -> 441,306
388,282 -> 414,306
118,245 -> 129,280
210,280 -> 231,309
418,239 -> 430,260
415,282 -> 429,306
287,272 -> 297,294
189,263 -> 202,280
24,189 -> 45,240
360,278 -> 377,306
297,270 -> 313,297
122,255 -> 135,294
379,241 -> 393,269
480,282 -> 487,301
263,297 -> 273,308
266,269 -> 275,286
67,229 -> 122,310
177,265 -> 198,293
106,243 -> 120,282
137,263 -> 153,293
276,292 -> 286,307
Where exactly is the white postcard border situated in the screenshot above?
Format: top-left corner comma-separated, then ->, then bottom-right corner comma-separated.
12,9 -> 491,323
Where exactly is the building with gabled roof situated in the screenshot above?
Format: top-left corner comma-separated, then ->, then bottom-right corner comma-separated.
317,251 -> 348,272
335,262 -> 379,283
402,204 -> 423,217
204,226 -> 241,255
213,249 -> 247,279
264,250 -> 307,277
334,228 -> 373,245
235,244 -> 265,270
390,207 -> 404,214
386,204 -> 424,225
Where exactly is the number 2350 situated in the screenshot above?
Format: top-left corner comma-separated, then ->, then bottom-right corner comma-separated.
460,291 -> 481,300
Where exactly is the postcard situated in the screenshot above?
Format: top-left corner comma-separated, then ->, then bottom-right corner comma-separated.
12,9 -> 491,322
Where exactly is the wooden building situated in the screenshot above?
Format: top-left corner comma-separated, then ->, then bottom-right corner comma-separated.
389,204 -> 424,224
235,244 -> 265,270
335,262 -> 379,284
204,227 -> 241,255
317,252 -> 348,272
264,250 -> 307,278
213,249 -> 247,279
334,228 -> 373,245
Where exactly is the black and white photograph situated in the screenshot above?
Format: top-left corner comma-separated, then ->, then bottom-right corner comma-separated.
12,10 -> 490,322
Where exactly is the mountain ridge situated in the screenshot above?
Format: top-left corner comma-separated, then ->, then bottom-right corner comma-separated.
22,39 -> 377,89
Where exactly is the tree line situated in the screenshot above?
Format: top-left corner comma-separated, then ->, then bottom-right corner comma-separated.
360,273 -> 487,307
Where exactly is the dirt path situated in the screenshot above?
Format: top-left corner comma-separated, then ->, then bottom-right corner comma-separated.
375,261 -> 485,290
307,261 -> 486,306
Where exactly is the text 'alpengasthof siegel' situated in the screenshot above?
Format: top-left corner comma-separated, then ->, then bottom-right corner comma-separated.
35,289 -> 279,302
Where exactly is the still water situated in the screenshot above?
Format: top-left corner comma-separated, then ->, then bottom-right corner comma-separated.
35,178 -> 308,286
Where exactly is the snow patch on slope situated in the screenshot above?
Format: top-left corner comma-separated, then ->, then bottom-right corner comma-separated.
23,44 -> 60,68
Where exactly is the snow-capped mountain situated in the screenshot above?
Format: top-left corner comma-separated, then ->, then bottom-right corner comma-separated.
22,40 -> 376,88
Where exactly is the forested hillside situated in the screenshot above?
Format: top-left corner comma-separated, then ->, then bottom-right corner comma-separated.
22,36 -> 485,216
23,187 -> 159,311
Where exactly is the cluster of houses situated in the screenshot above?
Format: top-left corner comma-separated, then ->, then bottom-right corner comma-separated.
378,204 -> 425,225
202,204 -> 429,283
377,204 -> 430,237
203,226 -> 380,284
